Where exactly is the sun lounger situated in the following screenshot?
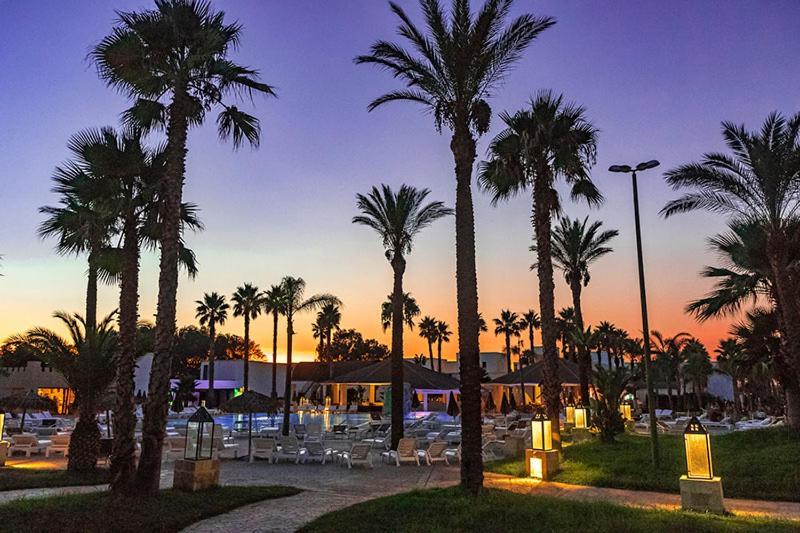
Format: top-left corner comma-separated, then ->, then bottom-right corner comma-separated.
292,424 -> 307,440
362,431 -> 391,450
11,434 -> 48,457
45,433 -> 71,457
419,440 -> 449,465
326,424 -> 349,440
212,435 -> 240,459
162,436 -> 186,459
299,441 -> 334,464
340,443 -> 372,469
276,436 -> 301,463
252,438 -> 278,463
444,444 -> 461,464
381,437 -> 421,466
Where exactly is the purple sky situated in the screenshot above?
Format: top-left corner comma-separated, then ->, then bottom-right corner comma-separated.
1,1 -> 799,359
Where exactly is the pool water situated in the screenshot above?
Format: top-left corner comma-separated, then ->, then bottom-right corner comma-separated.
207,411 -> 451,432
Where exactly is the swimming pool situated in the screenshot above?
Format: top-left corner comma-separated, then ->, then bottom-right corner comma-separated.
206,411 -> 449,432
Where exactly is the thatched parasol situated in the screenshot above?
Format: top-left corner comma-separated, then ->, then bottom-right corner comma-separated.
484,392 -> 496,413
500,392 -> 510,415
0,391 -> 57,432
446,391 -> 460,422
509,390 -> 518,412
411,390 -> 421,410
221,391 -> 278,461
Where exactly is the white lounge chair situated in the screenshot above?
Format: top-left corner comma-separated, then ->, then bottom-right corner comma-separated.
419,441 -> 449,465
299,441 -> 333,464
10,434 -> 47,457
444,444 -> 461,464
382,437 -> 421,466
162,436 -> 186,459
252,438 -> 278,463
46,433 -> 70,457
341,443 -> 372,469
212,435 -> 240,459
276,436 -> 301,463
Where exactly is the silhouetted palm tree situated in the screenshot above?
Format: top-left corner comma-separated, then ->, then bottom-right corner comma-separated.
519,310 -> 540,360
262,285 -> 285,399
93,0 -> 275,493
196,292 -> 229,405
354,184 -> 451,449
480,91 -> 599,443
651,331 -> 691,412
418,316 -> 439,372
279,277 -> 340,435
661,112 -> 800,429
493,310 -> 522,373
357,0 -> 554,492
435,320 -> 452,373
232,283 -> 264,391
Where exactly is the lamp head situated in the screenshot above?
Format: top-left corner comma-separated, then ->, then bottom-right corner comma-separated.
608,164 -> 632,173
636,160 -> 660,171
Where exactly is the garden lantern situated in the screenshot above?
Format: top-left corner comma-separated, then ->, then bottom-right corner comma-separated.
530,410 -> 553,451
184,403 -> 215,461
684,416 -> 713,480
565,404 -> 575,425
619,402 -> 632,421
574,405 -> 589,429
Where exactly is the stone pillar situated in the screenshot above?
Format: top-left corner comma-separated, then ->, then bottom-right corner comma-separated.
173,459 -> 220,492
525,448 -> 560,480
679,476 -> 725,514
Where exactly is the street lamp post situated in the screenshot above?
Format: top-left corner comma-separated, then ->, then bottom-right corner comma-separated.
609,159 -> 661,467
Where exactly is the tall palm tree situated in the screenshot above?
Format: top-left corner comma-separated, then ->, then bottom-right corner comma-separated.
317,303 -> 342,355
418,316 -> 439,371
519,310 -> 540,359
661,112 -> 800,429
262,285 -> 285,400
651,331 -> 691,412
279,277 -> 340,435
195,292 -> 229,406
480,92 -> 599,443
354,184 -> 451,449
683,339 -> 712,410
381,292 -> 422,332
14,312 -> 117,472
715,337 -> 745,420
493,310 -> 521,373
555,307 -> 577,361
232,283 -> 264,391
535,216 -> 617,404
93,0 -> 275,493
357,0 -> 555,492
435,320 -> 452,373
595,321 -> 616,367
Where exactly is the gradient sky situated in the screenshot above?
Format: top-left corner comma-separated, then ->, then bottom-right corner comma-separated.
1,1 -> 799,363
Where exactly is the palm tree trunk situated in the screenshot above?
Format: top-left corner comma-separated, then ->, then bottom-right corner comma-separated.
110,213 -> 139,494
68,400 -> 100,473
207,320 -> 216,408
529,326 -> 535,358
451,126 -> 482,493
505,334 -> 511,373
86,252 -> 98,331
390,257 -> 406,450
570,281 -> 590,405
282,311 -> 294,436
271,311 -> 278,400
135,83 -> 190,495
437,338 -> 443,373
428,339 -> 435,372
533,183 -> 562,448
785,385 -> 800,429
243,315 -> 250,391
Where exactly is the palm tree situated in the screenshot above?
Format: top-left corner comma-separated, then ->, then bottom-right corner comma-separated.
479,92 -> 600,441
232,283 -> 264,391
493,310 -> 522,373
519,310 -> 540,360
93,0 -> 275,493
357,0 -> 555,492
569,325 -> 599,404
536,216 -> 617,404
478,313 -> 488,347
435,320 -> 452,373
715,338 -> 745,420
15,312 -> 116,472
683,339 -> 712,410
380,292 -> 422,332
262,285 -> 285,400
418,316 -> 439,372
595,321 -> 616,367
279,277 -> 340,435
661,112 -> 800,429
354,184 -> 451,449
195,292 -> 229,406
317,303 -> 342,356
651,331 -> 691,412
555,307 -> 577,361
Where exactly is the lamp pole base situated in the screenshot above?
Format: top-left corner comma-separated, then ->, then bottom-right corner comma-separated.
173,458 -> 220,492
679,475 -> 725,514
525,449 -> 560,480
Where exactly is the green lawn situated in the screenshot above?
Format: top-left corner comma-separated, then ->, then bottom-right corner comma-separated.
0,467 -> 111,491
0,485 -> 300,533
300,487 -> 798,533
487,428 -> 800,501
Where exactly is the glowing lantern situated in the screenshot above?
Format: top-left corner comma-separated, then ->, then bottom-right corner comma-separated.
529,455 -> 544,479
530,410 -> 553,451
565,404 -> 575,425
574,405 -> 589,429
684,416 -> 713,480
0,413 -> 5,440
184,403 -> 215,461
619,402 -> 632,421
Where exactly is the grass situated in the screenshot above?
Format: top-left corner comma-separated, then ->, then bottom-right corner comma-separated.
0,467 -> 111,491
0,485 -> 300,533
300,487 -> 798,532
486,427 -> 800,501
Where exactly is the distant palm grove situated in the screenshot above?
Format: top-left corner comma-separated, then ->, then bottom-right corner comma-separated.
1,0 -> 799,501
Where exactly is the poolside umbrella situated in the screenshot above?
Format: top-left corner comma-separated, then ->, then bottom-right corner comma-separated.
500,392 -> 510,415
509,390 -> 518,412
0,391 -> 56,432
411,390 -> 421,410
221,391 -> 278,461
446,392 -> 460,422
485,392 -> 496,413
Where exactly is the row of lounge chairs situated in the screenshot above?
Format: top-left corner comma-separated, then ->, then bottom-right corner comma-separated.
7,433 -> 70,458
